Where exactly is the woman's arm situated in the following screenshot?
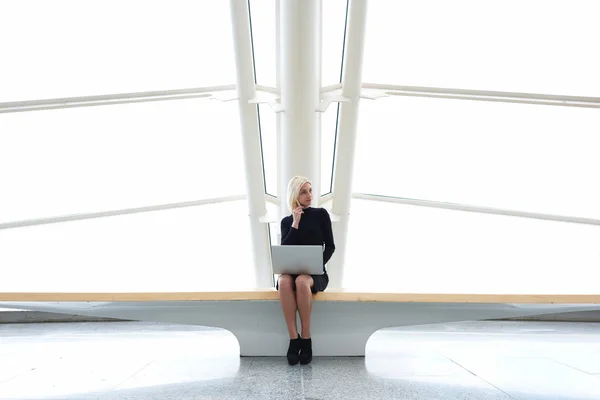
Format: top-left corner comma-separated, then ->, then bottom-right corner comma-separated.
321,208 -> 336,264
280,217 -> 299,245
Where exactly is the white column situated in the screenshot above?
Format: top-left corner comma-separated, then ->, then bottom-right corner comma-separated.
230,0 -> 272,288
278,0 -> 322,217
329,0 -> 368,288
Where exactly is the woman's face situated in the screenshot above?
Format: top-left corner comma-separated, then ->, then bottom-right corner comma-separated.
296,182 -> 312,208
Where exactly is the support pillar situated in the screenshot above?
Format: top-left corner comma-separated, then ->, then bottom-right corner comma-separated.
230,0 -> 272,287
329,0 -> 368,288
278,0 -> 322,217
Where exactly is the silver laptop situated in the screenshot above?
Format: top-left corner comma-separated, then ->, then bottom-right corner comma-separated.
271,245 -> 324,275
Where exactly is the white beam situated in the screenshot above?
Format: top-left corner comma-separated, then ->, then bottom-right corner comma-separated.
0,195 -> 247,231
275,0 -> 282,219
230,0 -> 272,288
362,83 -> 600,109
0,86 -> 235,114
278,0 -> 322,216
352,193 -> 600,227
329,0 -> 368,288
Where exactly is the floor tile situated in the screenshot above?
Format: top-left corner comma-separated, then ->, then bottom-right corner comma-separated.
2,320 -> 600,400
547,349 -> 600,374
445,356 -> 600,400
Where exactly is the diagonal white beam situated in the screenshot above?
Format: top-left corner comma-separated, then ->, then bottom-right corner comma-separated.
0,195 -> 246,231
362,83 -> 600,109
230,0 -> 272,288
352,193 -> 600,227
0,86 -> 235,114
328,0 -> 368,288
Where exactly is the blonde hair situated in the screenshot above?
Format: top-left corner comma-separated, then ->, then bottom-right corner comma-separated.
287,176 -> 311,213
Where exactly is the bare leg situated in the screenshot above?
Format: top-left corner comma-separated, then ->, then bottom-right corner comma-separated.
295,274 -> 314,338
277,274 -> 299,339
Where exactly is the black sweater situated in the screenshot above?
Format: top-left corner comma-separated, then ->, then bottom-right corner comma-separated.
280,207 -> 336,273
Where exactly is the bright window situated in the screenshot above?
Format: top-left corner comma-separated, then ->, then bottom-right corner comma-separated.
321,104 -> 340,196
259,104 -> 278,196
0,200 -> 255,292
344,199 -> 600,294
0,99 -> 245,223
322,0 -> 348,87
249,0 -> 277,87
353,96 -> 600,219
0,0 -> 235,102
363,0 -> 600,96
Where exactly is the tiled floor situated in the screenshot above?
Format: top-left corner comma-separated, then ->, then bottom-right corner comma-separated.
1,320 -> 600,399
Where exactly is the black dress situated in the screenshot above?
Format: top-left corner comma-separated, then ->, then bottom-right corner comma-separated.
276,207 -> 336,293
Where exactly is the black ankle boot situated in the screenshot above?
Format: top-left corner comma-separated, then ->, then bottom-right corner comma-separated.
287,336 -> 302,365
299,337 -> 312,365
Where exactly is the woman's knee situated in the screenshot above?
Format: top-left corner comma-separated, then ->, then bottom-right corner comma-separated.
295,274 -> 313,290
278,274 -> 294,291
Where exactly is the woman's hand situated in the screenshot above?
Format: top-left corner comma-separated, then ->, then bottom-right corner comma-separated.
292,206 -> 304,228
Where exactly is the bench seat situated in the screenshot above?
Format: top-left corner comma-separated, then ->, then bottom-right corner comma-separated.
2,290 -> 600,303
2,290 -> 600,356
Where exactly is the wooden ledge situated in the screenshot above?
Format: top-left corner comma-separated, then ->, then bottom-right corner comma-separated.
1,290 -> 600,304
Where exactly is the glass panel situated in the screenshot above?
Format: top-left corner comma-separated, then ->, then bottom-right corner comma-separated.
353,96 -> 600,219
344,199 -> 600,294
259,104 -> 277,196
320,104 -> 339,196
0,0 -> 235,102
0,99 -> 245,223
322,0 -> 348,87
0,201 -> 255,292
363,0 -> 600,96
249,0 -> 277,87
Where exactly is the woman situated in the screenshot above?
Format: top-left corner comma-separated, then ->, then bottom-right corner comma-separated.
277,176 -> 335,365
